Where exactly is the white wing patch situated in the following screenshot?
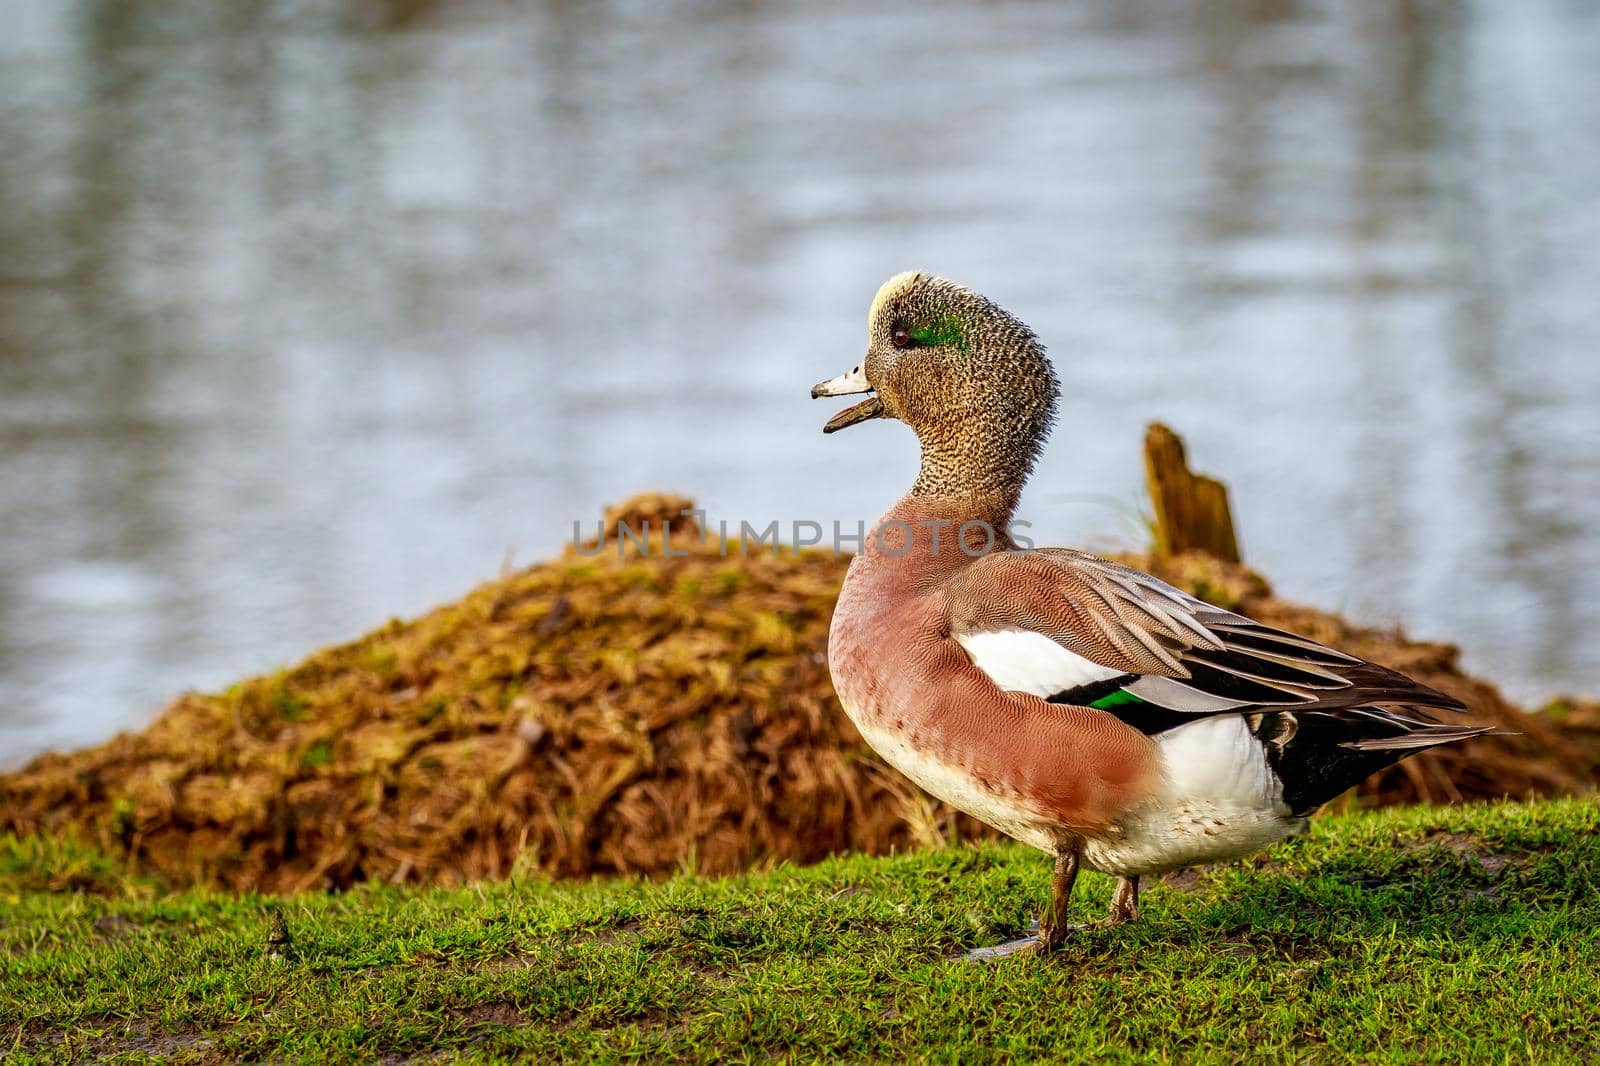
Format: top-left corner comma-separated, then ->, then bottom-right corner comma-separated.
955,628 -> 1124,699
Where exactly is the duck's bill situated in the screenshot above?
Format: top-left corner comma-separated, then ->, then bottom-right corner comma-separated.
811,365 -> 884,433
821,395 -> 884,434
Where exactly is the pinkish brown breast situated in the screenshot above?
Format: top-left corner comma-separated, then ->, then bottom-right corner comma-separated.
827,495 -> 1161,842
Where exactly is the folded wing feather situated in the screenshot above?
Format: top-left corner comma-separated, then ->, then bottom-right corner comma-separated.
946,548 -> 1465,724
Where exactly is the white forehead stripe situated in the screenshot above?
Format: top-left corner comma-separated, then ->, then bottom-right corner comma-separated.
868,271 -> 925,326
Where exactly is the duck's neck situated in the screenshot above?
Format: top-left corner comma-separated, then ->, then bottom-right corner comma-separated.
909,422 -> 1036,527
868,492 -> 1021,573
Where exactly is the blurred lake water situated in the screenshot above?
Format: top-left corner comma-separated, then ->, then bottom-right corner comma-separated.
2,0 -> 1597,766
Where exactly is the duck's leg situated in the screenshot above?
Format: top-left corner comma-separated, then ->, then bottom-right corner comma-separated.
1104,875 -> 1140,926
961,848 -> 1083,961
1035,849 -> 1081,954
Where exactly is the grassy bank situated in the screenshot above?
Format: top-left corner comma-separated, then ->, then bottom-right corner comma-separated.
4,797 -> 1596,1062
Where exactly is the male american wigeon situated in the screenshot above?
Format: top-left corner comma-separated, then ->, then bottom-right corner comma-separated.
812,272 -> 1490,956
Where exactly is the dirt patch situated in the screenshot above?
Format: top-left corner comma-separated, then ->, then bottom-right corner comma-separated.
2,491 -> 1595,893
1215,936 -> 1259,959
1410,829 -> 1527,876
110,1024 -> 215,1058
1157,868 -> 1214,893
580,918 -> 642,947
690,963 -> 730,984
479,950 -> 541,972
90,914 -> 138,939
1476,853 -> 1513,876
591,1006 -> 676,1032
452,1002 -> 526,1027
381,1052 -> 456,1066
18,1017 -> 214,1059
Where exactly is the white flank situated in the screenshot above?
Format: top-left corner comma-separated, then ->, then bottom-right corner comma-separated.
1156,716 -> 1281,809
955,628 -> 1124,699
1084,716 -> 1300,876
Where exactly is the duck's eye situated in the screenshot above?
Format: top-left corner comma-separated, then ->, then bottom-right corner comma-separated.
891,326 -> 911,349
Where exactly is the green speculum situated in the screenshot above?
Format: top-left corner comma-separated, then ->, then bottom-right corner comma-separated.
1088,689 -> 1146,711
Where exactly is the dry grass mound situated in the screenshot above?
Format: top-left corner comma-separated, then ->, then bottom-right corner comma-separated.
3,493 -> 1595,893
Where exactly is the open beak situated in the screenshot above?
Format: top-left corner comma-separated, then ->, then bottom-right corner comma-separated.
810,364 -> 885,434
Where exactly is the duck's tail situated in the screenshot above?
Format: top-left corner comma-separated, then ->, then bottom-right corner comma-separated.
1253,708 -> 1505,815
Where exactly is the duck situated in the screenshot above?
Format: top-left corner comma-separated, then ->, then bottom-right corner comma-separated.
811,271 -> 1493,956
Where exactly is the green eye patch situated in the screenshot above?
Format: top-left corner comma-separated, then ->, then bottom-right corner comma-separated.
909,315 -> 967,351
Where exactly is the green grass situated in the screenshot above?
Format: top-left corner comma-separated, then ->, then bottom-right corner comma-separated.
2,798 -> 1596,1063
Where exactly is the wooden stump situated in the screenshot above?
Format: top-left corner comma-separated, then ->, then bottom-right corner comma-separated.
1143,423 -> 1241,563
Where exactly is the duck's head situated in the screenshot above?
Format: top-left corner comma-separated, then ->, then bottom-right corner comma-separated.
811,272 -> 1058,502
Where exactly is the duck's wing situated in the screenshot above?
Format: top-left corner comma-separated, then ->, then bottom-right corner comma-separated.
945,547 -> 1471,729
946,548 -> 1495,813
